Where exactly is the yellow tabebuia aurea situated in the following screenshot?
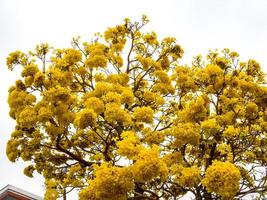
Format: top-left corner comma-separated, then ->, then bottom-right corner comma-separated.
6,16 -> 267,199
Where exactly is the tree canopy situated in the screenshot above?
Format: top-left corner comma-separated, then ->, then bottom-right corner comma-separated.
6,16 -> 267,199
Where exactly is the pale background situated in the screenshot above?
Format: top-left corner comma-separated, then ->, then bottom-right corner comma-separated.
1,0 -> 267,198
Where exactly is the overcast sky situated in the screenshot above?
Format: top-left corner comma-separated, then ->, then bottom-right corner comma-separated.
1,0 -> 267,198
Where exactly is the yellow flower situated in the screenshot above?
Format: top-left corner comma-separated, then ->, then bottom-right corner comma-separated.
202,161 -> 241,198
6,139 -> 21,162
201,118 -> 220,136
21,63 -> 39,77
162,152 -> 183,166
133,106 -> 154,123
143,130 -> 164,145
154,70 -> 171,84
110,54 -> 123,67
137,55 -> 154,70
132,146 -> 168,183
80,164 -> 134,200
74,109 -> 97,129
152,82 -> 173,96
64,48 -> 82,65
38,107 -> 53,122
94,73 -> 106,82
44,179 -> 59,200
8,88 -> 36,118
217,143 -> 231,155
143,32 -> 159,46
84,43 -> 108,68
197,64 -> 223,85
170,123 -> 200,147
102,92 -> 121,105
104,103 -> 132,126
24,165 -> 35,177
34,72 -> 45,87
143,91 -> 164,106
11,130 -> 24,138
91,82 -> 113,97
18,107 -> 37,128
172,165 -> 201,188
245,102 -> 258,119
117,131 -> 142,159
223,125 -> 239,139
85,55 -> 107,68
160,56 -> 170,70
107,73 -> 129,86
85,97 -> 104,114
173,66 -> 197,92
178,95 -> 209,122
121,87 -> 134,105
6,50 -> 26,70
215,57 -> 229,69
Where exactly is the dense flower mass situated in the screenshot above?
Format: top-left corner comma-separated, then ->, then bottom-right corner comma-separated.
79,164 -> 134,200
202,161 -> 241,199
6,16 -> 267,200
133,106 -> 154,123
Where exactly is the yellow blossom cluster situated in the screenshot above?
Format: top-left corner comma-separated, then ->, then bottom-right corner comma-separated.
215,57 -> 229,69
110,54 -> 124,67
143,31 -> 159,46
45,68 -> 73,87
8,87 -> 36,119
74,109 -> 97,129
137,55 -> 161,70
121,87 -> 134,105
21,63 -> 39,77
173,66 -> 197,94
104,24 -> 127,53
162,151 -> 183,167
217,143 -> 233,161
102,92 -> 121,104
63,164 -> 85,187
84,43 -> 108,68
106,73 -> 129,86
245,102 -> 258,119
142,90 -> 164,107
104,103 -> 132,126
63,48 -> 82,65
202,161 -> 241,199
223,125 -> 239,139
23,165 -> 35,178
196,64 -> 224,91
169,123 -> 200,147
172,165 -> 201,188
79,164 -> 134,200
142,129 -> 165,145
44,179 -> 59,200
6,139 -> 21,162
133,106 -> 154,123
90,82 -> 113,97
84,97 -> 104,114
6,50 -> 27,70
201,118 -> 220,137
132,146 -> 168,183
18,106 -> 37,128
117,131 -> 142,159
178,95 -> 209,122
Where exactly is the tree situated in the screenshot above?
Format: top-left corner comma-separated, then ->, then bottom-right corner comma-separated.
6,15 -> 267,200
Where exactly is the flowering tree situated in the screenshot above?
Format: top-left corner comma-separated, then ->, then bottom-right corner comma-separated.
6,16 -> 267,200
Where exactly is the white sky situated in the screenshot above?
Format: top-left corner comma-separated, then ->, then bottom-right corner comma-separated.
1,0 -> 267,198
